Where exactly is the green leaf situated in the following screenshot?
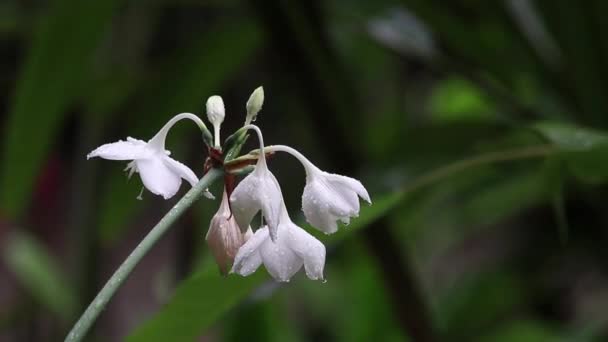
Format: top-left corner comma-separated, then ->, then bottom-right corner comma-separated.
563,144 -> 608,184
429,77 -> 495,122
479,320 -> 559,342
127,267 -> 265,342
438,271 -> 527,338
457,168 -> 547,228
534,121 -> 608,183
0,0 -> 124,218
534,121 -> 608,151
127,190 -> 404,342
2,231 -> 76,320
543,158 -> 569,244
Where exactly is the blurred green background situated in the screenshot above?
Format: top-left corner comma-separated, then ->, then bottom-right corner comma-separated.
2,0 -> 608,341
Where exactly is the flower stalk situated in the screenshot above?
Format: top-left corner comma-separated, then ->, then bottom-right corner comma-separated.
65,168 -> 223,342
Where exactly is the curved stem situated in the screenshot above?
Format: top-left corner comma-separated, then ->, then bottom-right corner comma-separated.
65,168 -> 223,342
241,125 -> 267,169
265,145 -> 318,174
402,144 -> 556,194
148,113 -> 207,150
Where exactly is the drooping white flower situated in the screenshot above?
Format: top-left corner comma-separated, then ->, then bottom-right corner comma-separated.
206,188 -> 250,275
206,95 -> 225,147
266,145 -> 371,234
87,113 -> 210,200
229,125 -> 283,240
302,170 -> 371,233
231,206 -> 325,282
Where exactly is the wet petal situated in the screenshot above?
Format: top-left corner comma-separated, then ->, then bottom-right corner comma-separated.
285,223 -> 326,280
302,179 -> 353,234
302,191 -> 339,234
232,227 -> 269,276
135,157 -> 181,199
260,232 -> 302,282
162,154 -> 198,186
230,175 -> 261,233
230,169 -> 283,239
327,173 -> 371,203
87,137 -> 150,160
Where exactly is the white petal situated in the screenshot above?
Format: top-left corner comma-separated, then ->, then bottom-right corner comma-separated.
135,157 -> 182,199
232,227 -> 269,276
258,171 -> 283,240
302,188 -> 339,234
87,138 -> 150,160
230,175 -> 260,233
302,179 -> 355,233
162,155 -> 198,187
236,252 -> 262,277
230,169 -> 283,239
285,222 -> 326,280
326,178 -> 360,213
260,230 -> 302,282
327,172 -> 371,203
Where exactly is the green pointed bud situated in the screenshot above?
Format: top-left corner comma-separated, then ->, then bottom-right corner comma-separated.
245,86 -> 264,125
223,126 -> 249,161
223,128 -> 243,150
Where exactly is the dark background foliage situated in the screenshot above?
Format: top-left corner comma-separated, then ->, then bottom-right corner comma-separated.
1,0 -> 608,341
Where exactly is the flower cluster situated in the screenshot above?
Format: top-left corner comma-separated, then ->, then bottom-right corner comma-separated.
88,87 -> 371,282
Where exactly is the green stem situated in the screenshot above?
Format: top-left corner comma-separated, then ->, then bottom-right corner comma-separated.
65,168 -> 223,342
402,144 -> 557,194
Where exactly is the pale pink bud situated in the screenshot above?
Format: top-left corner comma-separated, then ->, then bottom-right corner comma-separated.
206,188 -> 248,275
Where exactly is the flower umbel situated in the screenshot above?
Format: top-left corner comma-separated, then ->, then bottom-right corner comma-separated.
70,86 -> 376,342
231,206 -> 325,282
87,113 -> 208,199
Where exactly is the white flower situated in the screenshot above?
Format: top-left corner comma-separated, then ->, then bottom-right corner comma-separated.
230,125 -> 283,240
206,95 -> 225,147
87,113 -> 208,200
302,169 -> 371,233
206,188 -> 250,275
266,145 -> 371,234
231,207 -> 325,282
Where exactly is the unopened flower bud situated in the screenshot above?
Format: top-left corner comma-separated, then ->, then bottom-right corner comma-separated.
206,95 -> 225,147
206,95 -> 225,126
206,188 -> 247,275
245,86 -> 264,125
